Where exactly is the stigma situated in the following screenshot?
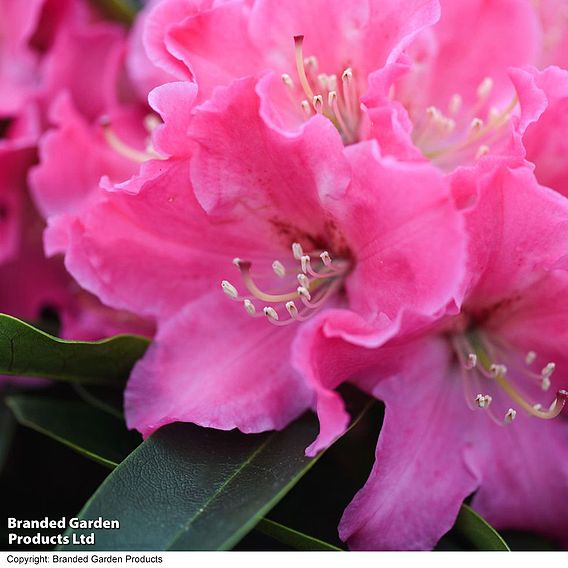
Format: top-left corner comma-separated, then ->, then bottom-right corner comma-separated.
221,242 -> 350,325
453,331 -> 567,425
411,76 -> 518,168
279,36 -> 360,144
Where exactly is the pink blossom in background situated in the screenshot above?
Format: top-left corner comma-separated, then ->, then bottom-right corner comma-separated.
363,0 -> 568,196
0,0 -> 157,345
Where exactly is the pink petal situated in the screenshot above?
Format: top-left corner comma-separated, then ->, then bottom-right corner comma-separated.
522,65 -> 568,197
338,142 -> 466,323
29,92 -> 144,219
125,292 -> 312,437
166,0 -> 260,102
424,0 -> 541,109
292,309 -> 403,456
339,337 -> 481,550
471,415 -> 568,547
188,76 -> 351,229
147,81 -> 197,157
463,166 -> 568,309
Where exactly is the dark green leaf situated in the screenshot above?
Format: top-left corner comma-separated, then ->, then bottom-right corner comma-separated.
0,398 -> 16,473
454,504 -> 510,551
90,0 -> 140,24
74,384 -> 124,419
256,518 -> 343,551
0,314 -> 149,385
62,399 -> 372,551
7,396 -> 140,469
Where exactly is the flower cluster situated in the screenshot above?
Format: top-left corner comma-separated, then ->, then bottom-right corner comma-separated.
4,0 -> 568,550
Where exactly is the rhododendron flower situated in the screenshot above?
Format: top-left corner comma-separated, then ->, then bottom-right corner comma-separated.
142,0 -> 440,144
47,75 -> 467,448
363,0 -> 568,196
295,165 -> 568,549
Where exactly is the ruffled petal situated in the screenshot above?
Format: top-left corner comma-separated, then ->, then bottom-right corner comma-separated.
125,291 -> 312,437
188,76 -> 351,232
463,166 -> 568,310
339,337 -> 481,550
522,65 -> 568,197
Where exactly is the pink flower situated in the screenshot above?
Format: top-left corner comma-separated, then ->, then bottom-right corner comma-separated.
363,0 -> 568,197
47,74 -> 467,444
15,0 -> 160,341
142,0 -> 440,143
296,165 -> 568,549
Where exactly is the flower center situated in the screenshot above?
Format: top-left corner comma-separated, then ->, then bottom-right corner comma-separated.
452,329 -> 567,425
280,36 -> 361,144
221,242 -> 350,325
410,77 -> 518,168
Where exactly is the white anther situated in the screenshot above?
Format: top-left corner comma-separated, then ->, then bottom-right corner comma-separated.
504,408 -> 517,424
281,73 -> 293,88
533,403 -> 543,411
263,306 -> 279,321
490,364 -> 508,377
541,362 -> 556,378
475,394 -> 492,408
304,56 -> 318,70
292,243 -> 304,260
243,299 -> 256,316
297,286 -> 311,300
272,260 -> 286,278
232,257 -> 243,268
342,67 -> 353,81
221,280 -> 238,299
541,376 -> 551,392
301,255 -> 310,273
448,94 -> 462,115
476,77 -> 494,100
525,351 -> 537,365
297,273 -> 310,289
328,91 -> 337,106
286,301 -> 298,318
467,353 -> 478,369
426,106 -> 442,122
470,118 -> 484,132
313,95 -> 324,112
475,145 -> 490,159
320,251 -> 332,266
301,100 -> 311,115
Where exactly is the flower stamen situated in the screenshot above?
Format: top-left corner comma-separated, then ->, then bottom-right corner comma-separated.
221,242 -> 350,325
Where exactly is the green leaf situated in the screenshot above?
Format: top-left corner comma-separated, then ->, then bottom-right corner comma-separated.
7,396 -> 141,469
0,398 -> 16,473
74,384 -> 124,419
0,314 -> 149,385
61,399 -> 372,551
256,518 -> 343,551
90,0 -> 140,24
454,504 -> 510,551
